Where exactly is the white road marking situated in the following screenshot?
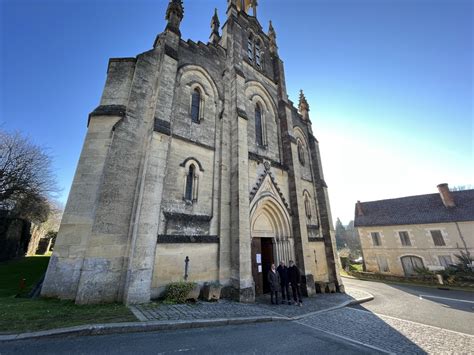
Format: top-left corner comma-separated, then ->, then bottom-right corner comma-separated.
348,307 -> 474,338
418,294 -> 474,304
294,319 -> 395,354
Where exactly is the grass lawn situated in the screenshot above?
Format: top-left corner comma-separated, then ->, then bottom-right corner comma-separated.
0,256 -> 136,334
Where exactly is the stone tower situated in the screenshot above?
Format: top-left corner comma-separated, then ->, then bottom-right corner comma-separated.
41,0 -> 342,304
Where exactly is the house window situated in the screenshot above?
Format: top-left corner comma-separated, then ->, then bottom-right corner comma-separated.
185,164 -> 196,202
255,104 -> 263,146
191,88 -> 201,123
431,230 -> 445,246
399,231 -> 411,246
371,232 -> 381,246
377,255 -> 390,272
438,255 -> 453,268
297,140 -> 305,165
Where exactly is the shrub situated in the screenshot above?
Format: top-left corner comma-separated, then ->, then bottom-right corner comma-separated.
164,281 -> 197,303
349,264 -> 362,272
454,250 -> 474,273
414,266 -> 434,276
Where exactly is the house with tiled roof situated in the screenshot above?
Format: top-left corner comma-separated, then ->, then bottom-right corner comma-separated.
354,184 -> 474,276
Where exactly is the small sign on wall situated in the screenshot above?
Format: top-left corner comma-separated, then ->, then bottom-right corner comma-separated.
258,265 -> 262,273
256,254 -> 261,263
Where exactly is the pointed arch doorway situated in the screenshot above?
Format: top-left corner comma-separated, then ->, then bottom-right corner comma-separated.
250,194 -> 293,295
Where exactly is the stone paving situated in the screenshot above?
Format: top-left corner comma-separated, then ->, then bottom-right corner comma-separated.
132,287 -> 370,322
134,300 -> 275,321
297,307 -> 474,354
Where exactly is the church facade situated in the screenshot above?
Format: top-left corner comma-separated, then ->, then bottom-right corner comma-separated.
42,0 -> 342,304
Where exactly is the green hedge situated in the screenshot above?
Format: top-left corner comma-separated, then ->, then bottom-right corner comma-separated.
164,281 -> 197,303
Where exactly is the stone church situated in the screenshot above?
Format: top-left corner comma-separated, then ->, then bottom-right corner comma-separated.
42,0 -> 342,304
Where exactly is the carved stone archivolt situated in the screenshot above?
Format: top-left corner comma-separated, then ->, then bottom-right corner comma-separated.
249,168 -> 295,264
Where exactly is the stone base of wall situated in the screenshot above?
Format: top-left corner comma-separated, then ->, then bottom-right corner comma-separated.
221,285 -> 255,303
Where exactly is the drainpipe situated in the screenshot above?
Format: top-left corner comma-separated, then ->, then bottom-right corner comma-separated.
455,222 -> 470,257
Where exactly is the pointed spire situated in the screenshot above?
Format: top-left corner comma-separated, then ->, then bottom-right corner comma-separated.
210,8 -> 221,44
268,21 -> 278,56
298,90 -> 310,121
165,0 -> 184,36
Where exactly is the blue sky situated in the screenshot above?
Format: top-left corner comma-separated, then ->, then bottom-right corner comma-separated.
1,0 -> 472,223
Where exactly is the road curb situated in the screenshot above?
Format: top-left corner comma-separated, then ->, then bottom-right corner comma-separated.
0,316 -> 289,342
0,293 -> 374,342
291,294 -> 374,320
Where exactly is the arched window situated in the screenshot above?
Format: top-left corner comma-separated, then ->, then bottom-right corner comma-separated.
298,140 -> 305,165
191,88 -> 201,123
255,40 -> 261,68
255,103 -> 263,146
247,35 -> 254,62
304,195 -> 312,220
185,165 -> 195,201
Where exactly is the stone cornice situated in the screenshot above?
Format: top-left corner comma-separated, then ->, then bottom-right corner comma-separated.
157,235 -> 219,243
88,105 -> 126,127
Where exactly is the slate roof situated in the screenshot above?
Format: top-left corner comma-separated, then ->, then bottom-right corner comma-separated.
354,189 -> 474,227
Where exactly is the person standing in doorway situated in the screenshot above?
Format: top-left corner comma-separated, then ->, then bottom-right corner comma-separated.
267,263 -> 280,305
288,260 -> 302,306
277,261 -> 290,305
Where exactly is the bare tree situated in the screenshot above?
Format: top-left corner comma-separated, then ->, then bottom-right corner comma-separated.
0,129 -> 58,220
451,185 -> 473,191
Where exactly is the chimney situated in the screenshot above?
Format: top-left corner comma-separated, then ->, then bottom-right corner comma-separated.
437,183 -> 455,208
356,200 -> 364,216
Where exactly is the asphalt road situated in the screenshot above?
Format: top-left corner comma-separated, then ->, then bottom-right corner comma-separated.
343,277 -> 474,335
0,321 -> 381,355
2,279 -> 473,354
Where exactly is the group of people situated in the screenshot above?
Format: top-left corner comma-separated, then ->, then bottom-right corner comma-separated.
267,260 -> 303,306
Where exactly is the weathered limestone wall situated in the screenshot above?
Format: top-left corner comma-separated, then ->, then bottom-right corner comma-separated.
151,243 -> 219,297
41,115 -> 122,299
308,242 -> 330,282
100,59 -> 136,106
160,138 -> 215,228
123,132 -> 171,304
75,49 -> 163,304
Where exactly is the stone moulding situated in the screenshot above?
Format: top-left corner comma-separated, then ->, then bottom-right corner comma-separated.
248,151 -> 288,171
179,157 -> 205,172
87,104 -> 127,127
157,235 -> 219,243
163,211 -> 212,222
237,107 -> 248,120
249,168 -> 292,216
153,118 -> 171,135
170,133 -> 216,152
164,44 -> 179,61
308,237 -> 324,242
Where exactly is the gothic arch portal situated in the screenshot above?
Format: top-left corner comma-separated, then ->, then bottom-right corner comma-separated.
250,175 -> 294,265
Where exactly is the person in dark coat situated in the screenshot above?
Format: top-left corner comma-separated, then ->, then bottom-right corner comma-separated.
276,261 -> 290,305
267,263 -> 280,305
288,260 -> 302,306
